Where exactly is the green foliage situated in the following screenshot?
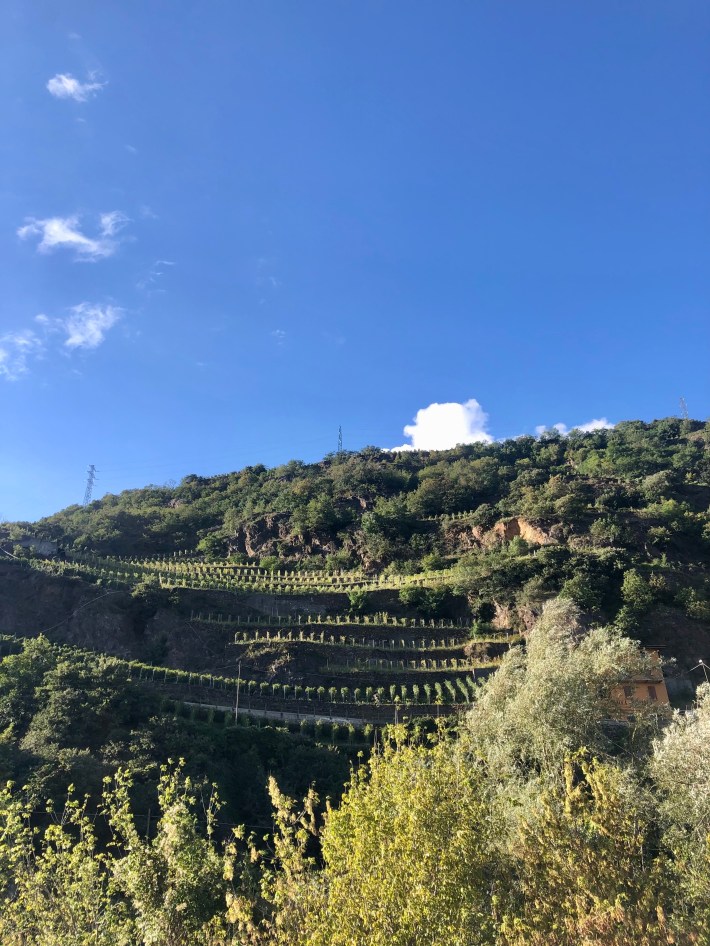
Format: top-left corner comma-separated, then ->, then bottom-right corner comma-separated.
465,599 -> 665,775
398,585 -> 454,618
615,568 -> 655,631
273,734 -> 494,946
0,638 -> 350,831
346,589 -> 369,614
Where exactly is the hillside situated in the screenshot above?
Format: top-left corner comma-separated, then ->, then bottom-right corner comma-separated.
2,418 -> 710,943
1,418 -> 708,724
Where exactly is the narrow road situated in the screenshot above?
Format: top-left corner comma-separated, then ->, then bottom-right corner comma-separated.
185,700 -> 370,727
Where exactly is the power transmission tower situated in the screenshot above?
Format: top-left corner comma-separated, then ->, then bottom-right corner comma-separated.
337,426 -> 343,454
679,396 -> 689,421
83,465 -> 97,505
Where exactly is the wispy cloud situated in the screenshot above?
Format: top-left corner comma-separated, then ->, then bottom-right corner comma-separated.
534,418 -> 614,437
270,329 -> 287,346
137,259 -> 175,293
46,72 -> 105,102
391,399 -> 493,452
62,303 -> 122,349
0,331 -> 44,381
0,303 -> 123,381
255,256 -> 281,305
17,212 -> 129,261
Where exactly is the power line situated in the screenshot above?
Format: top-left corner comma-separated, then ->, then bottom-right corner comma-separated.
83,465 -> 97,505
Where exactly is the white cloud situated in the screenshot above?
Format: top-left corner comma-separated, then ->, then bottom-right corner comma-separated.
576,417 -> 614,432
17,212 -> 128,261
535,417 -> 614,437
270,329 -> 286,345
62,303 -> 122,349
46,72 -> 105,102
0,331 -> 44,381
391,398 -> 493,452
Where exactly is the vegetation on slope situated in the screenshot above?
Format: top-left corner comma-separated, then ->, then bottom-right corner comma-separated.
0,637 -> 351,831
1,419 -> 709,941
1,601 -> 708,945
6,417 -> 708,662
20,419 -> 710,572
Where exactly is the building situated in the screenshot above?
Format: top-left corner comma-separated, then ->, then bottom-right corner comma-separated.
610,651 -> 670,717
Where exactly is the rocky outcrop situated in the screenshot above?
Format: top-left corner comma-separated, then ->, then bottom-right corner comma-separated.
227,513 -> 289,558
443,516 -> 558,556
491,517 -> 557,546
226,513 -> 339,560
441,521 -> 486,554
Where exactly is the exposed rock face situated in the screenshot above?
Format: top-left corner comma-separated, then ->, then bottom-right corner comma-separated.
227,514 -> 338,559
491,517 -> 557,546
443,516 -> 558,556
491,600 -> 517,632
227,513 -> 288,558
442,522 -> 486,554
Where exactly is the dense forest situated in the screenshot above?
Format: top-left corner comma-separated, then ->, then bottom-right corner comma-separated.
1,418 -> 709,943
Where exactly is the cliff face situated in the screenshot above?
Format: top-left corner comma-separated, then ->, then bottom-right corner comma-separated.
491,518 -> 559,546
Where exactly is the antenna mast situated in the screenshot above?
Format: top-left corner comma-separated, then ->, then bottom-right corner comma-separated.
83,465 -> 97,505
337,426 -> 343,454
679,396 -> 689,421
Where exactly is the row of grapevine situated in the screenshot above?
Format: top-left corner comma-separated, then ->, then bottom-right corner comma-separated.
231,629 -> 470,650
0,630 -> 478,708
194,610 -> 474,630
66,551 -> 458,594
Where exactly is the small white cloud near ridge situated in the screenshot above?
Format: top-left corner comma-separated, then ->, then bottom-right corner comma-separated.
391,399 -> 493,452
17,212 -> 128,261
46,73 -> 105,102
535,418 -> 614,437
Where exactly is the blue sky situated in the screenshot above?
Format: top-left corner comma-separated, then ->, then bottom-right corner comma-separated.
1,1 -> 708,522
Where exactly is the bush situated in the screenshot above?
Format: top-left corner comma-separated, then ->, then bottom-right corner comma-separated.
347,590 -> 370,614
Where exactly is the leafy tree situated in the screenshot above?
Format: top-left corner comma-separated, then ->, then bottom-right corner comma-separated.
270,734 -> 495,946
464,599 -> 664,776
651,684 -> 710,939
616,568 -> 654,631
498,755 -> 674,945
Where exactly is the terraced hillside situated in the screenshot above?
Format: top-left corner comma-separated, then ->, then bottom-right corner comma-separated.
0,552 -> 514,725
2,418 -> 710,724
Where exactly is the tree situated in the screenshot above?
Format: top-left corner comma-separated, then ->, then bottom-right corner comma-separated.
464,599 -> 664,777
616,568 -> 654,631
650,684 -> 710,940
498,755 -> 675,946
270,733 -> 496,946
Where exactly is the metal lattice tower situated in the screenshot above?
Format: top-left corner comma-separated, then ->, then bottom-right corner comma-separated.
83,465 -> 97,505
337,426 -> 343,454
679,396 -> 689,421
